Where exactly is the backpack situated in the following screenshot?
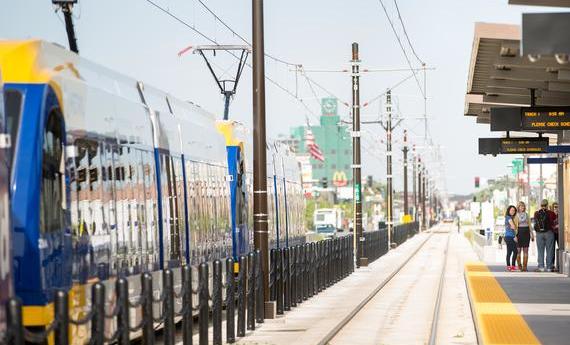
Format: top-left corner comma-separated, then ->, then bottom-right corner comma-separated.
535,209 -> 549,232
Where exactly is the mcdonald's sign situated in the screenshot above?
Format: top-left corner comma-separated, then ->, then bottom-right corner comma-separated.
332,170 -> 348,187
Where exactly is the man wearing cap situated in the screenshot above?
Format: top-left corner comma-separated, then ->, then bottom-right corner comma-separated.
534,199 -> 556,272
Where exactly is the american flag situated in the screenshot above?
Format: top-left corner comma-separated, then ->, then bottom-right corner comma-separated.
305,127 -> 325,162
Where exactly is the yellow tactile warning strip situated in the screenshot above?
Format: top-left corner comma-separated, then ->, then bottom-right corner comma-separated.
465,262 -> 541,345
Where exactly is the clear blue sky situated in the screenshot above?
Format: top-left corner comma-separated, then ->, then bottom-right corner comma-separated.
0,0 -> 560,194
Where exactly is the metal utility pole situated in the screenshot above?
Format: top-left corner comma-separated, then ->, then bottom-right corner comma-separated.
351,43 -> 365,267
422,167 -> 427,230
252,0 -> 270,312
403,130 -> 409,217
413,146 -> 417,220
53,1 -> 79,53
386,91 -> 394,244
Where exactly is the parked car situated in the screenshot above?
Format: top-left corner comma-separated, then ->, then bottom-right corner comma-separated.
315,224 -> 337,238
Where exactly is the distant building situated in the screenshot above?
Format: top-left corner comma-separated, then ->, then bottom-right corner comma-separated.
290,98 -> 352,187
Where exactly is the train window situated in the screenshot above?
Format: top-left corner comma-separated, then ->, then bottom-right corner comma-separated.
142,150 -> 159,270
4,89 -> 22,166
39,109 -> 65,234
161,154 -> 186,266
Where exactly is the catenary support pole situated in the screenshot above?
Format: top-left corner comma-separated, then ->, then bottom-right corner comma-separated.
252,0 -> 271,316
421,166 -> 428,230
403,129 -> 409,217
351,42 -> 365,267
413,146 -> 417,220
386,90 -> 393,244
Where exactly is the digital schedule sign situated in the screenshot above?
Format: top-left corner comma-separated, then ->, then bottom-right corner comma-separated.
479,137 -> 548,155
521,107 -> 570,131
500,137 -> 548,154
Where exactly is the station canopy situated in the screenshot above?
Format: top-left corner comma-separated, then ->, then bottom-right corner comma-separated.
464,22 -> 570,125
508,0 -> 570,7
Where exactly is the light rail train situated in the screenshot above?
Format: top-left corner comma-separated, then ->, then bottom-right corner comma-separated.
0,40 -> 305,338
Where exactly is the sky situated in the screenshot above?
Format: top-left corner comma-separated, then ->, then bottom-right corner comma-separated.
0,0 -> 561,194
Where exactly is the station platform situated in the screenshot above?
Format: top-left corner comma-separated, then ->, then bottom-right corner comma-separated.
465,262 -> 570,345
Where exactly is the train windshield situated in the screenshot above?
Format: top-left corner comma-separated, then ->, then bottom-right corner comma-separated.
3,89 -> 22,166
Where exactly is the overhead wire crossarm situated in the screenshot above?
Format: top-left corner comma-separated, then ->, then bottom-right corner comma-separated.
145,0 -> 318,121
180,45 -> 250,120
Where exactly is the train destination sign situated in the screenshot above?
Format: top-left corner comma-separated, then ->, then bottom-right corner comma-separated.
521,107 -> 570,131
479,137 -> 548,155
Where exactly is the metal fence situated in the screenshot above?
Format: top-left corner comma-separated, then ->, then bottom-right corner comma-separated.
0,235 -> 355,345
0,227 -> 422,345
363,221 -> 420,265
392,222 -> 420,246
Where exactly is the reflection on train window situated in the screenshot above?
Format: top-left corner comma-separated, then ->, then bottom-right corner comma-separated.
161,154 -> 186,267
40,109 -> 65,234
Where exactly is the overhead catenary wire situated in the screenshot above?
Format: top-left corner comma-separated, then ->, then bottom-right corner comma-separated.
392,0 -> 424,66
144,0 -> 318,121
376,0 -> 425,98
195,0 -> 299,67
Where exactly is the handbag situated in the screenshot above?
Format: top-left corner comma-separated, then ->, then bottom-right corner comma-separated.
498,235 -> 503,245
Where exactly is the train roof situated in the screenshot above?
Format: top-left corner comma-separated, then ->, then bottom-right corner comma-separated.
0,40 -> 227,163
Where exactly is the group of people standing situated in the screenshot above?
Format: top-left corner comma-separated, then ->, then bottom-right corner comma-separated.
504,199 -> 559,272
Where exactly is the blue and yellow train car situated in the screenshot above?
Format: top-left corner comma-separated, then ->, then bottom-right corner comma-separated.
0,39 -> 306,341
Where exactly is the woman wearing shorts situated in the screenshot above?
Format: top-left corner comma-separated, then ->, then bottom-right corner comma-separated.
516,201 -> 533,271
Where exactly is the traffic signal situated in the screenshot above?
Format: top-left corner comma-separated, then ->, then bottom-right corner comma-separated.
321,177 -> 328,188
366,175 -> 373,188
474,177 -> 480,188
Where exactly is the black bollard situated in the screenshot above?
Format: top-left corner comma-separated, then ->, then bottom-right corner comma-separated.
181,266 -> 193,345
302,244 -> 309,300
198,263 -> 209,345
247,252 -> 255,330
297,245 -> 305,304
334,238 -> 339,282
318,242 -> 324,291
54,290 -> 69,345
290,246 -> 297,308
226,258 -> 235,343
139,273 -> 155,345
308,243 -> 313,296
276,248 -> 283,315
116,278 -> 130,345
213,260 -> 223,345
7,298 -> 24,345
92,283 -> 106,345
163,269 -> 175,345
255,250 -> 264,323
283,247 -> 291,311
237,256 -> 247,337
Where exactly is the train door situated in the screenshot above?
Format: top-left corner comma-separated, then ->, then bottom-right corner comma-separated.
227,145 -> 249,260
0,72 -> 13,330
9,84 -> 72,313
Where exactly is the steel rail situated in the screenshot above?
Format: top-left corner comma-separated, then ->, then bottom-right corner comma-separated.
317,230 -> 436,345
428,232 -> 451,345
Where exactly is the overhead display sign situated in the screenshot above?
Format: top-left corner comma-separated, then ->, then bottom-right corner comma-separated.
490,107 -> 521,131
500,137 -> 548,154
479,137 -> 548,155
521,107 -> 570,130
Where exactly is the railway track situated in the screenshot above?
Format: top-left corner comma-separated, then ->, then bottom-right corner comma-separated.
318,226 -> 454,345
